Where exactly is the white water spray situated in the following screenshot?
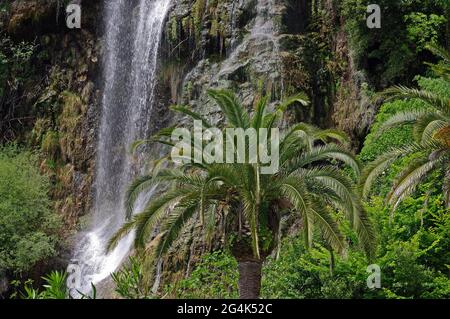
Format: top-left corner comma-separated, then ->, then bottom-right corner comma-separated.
69,0 -> 171,296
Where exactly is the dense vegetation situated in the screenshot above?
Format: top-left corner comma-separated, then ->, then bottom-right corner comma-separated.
0,0 -> 449,300
0,146 -> 60,297
155,61 -> 450,299
107,90 -> 375,298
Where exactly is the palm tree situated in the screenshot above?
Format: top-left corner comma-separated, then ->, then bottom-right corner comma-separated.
362,45 -> 450,210
108,89 -> 375,299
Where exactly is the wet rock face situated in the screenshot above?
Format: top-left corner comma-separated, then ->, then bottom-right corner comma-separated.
1,0 -> 103,229
3,0 -> 56,36
161,0 -> 285,128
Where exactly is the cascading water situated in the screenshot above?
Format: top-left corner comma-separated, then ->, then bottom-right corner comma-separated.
69,0 -> 171,296
216,0 -> 283,92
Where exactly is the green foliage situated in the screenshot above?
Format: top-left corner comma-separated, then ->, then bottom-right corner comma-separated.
111,257 -> 153,299
357,63 -> 450,299
262,209 -> 450,299
262,240 -> 371,299
359,76 -> 450,163
0,146 -> 60,275
367,187 -> 450,299
11,271 -> 68,299
341,0 -> 448,86
359,76 -> 450,197
0,36 -> 36,98
11,269 -> 99,299
172,214 -> 450,299
0,36 -> 38,142
109,89 -> 374,298
164,251 -> 239,299
167,73 -> 450,300
405,13 -> 447,52
359,100 -> 416,163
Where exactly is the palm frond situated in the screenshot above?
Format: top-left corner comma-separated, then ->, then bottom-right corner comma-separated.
426,43 -> 450,64
308,199 -> 346,255
375,109 -> 432,138
379,86 -> 450,115
305,168 -> 377,258
251,96 -> 268,130
420,120 -> 448,145
277,92 -> 310,112
171,105 -> 212,128
288,144 -> 360,178
314,129 -> 350,145
387,157 -> 438,211
156,202 -> 199,258
262,109 -> 283,131
280,177 -> 313,248
413,112 -> 448,143
208,89 -> 250,128
424,43 -> 450,79
107,217 -> 140,252
353,205 -> 377,260
361,143 -> 424,199
125,174 -> 156,219
133,188 -> 196,248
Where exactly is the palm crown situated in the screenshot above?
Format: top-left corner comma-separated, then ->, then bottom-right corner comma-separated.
362,45 -> 450,210
108,89 -> 376,298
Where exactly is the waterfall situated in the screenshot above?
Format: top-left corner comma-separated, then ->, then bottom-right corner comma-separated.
69,0 -> 171,296
216,0 -> 282,93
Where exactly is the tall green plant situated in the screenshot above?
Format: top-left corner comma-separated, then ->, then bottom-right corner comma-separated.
362,46 -> 450,211
109,90 -> 375,299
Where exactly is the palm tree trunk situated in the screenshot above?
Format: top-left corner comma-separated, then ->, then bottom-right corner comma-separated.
238,260 -> 262,299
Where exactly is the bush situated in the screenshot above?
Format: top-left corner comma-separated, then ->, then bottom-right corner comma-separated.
163,251 -> 239,299
341,0 -> 447,86
111,257 -> 153,299
0,146 -> 60,275
359,76 -> 450,196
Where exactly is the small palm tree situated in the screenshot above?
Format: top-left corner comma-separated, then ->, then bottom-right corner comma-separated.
109,89 -> 375,299
362,45 -> 450,210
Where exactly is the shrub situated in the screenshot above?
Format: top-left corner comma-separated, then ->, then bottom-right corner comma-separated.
0,146 -> 60,275
164,251 -> 239,299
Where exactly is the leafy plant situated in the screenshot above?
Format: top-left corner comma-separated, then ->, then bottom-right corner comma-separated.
11,271 -> 68,299
108,89 -> 375,298
164,251 -> 239,299
111,257 -> 153,299
0,145 -> 60,275
362,46 -> 450,211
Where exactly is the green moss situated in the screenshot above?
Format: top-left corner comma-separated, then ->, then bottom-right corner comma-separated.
41,130 -> 60,157
193,0 -> 207,38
